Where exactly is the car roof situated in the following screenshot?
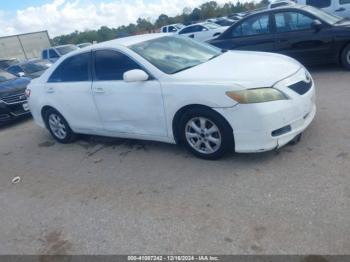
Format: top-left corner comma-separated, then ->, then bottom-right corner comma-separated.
247,4 -> 308,16
89,33 -> 170,49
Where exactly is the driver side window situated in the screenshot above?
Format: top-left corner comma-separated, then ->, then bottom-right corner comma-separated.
94,50 -> 142,81
232,14 -> 270,37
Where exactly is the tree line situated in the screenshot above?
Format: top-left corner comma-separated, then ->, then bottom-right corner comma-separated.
53,0 -> 270,45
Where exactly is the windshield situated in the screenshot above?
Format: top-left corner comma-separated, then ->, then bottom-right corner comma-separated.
130,36 -> 222,74
22,63 -> 48,74
204,22 -> 221,29
175,24 -> 184,29
56,45 -> 78,55
0,70 -> 16,82
304,6 -> 342,24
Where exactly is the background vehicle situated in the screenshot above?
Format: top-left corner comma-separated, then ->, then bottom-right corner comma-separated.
6,59 -> 51,79
77,43 -> 92,48
42,45 -> 79,63
296,0 -> 350,18
28,34 -> 315,160
0,70 -> 31,124
0,58 -> 19,70
206,17 -> 237,26
160,24 -> 185,33
269,0 -> 296,8
177,22 -> 229,42
210,4 -> 350,69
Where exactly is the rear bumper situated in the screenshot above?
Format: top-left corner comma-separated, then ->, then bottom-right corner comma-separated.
215,85 -> 316,153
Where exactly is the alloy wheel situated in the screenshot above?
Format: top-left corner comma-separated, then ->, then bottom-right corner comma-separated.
185,117 -> 222,154
48,113 -> 67,140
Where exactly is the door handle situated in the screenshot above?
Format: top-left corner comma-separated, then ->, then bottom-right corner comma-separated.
94,87 -> 105,93
46,87 -> 54,93
189,34 -> 195,38
277,39 -> 288,43
335,7 -> 346,12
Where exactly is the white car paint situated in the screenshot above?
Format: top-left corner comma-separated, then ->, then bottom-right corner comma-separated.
177,22 -> 229,42
160,24 -> 184,33
295,0 -> 350,18
27,34 -> 316,153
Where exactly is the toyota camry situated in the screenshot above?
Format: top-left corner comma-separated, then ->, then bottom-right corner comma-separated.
27,34 -> 316,159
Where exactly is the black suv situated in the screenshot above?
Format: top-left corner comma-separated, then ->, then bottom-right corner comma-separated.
0,70 -> 31,124
209,4 -> 350,69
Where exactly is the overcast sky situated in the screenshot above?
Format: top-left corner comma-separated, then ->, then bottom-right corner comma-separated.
0,0 -> 256,37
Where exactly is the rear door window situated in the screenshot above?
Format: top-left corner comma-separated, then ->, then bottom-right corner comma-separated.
232,14 -> 270,37
48,52 -> 91,82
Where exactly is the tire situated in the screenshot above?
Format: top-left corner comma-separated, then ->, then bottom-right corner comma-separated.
179,108 -> 234,160
43,108 -> 77,143
341,44 -> 350,70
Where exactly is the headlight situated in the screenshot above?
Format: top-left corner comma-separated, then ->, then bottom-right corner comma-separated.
226,88 -> 288,104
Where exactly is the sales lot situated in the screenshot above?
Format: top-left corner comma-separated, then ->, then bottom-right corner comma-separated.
0,66 -> 349,255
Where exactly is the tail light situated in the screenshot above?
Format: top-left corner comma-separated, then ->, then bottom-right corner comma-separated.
25,89 -> 31,98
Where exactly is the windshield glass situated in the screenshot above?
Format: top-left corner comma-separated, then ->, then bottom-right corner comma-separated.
204,22 -> 221,29
56,45 -> 78,55
0,70 -> 16,82
304,6 -> 342,24
22,63 -> 48,74
130,36 -> 222,74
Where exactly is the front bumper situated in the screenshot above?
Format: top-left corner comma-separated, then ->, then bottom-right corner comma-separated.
0,100 -> 30,124
215,71 -> 316,153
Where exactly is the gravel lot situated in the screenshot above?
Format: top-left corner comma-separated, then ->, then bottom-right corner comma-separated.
0,66 -> 349,255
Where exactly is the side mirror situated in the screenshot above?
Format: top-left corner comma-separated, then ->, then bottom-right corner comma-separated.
311,19 -> 323,32
123,69 -> 149,82
18,72 -> 25,77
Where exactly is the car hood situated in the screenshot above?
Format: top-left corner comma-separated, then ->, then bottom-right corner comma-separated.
0,77 -> 31,97
27,70 -> 46,79
171,51 -> 302,88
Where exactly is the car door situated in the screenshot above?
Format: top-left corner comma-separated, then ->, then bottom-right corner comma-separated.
212,13 -> 276,51
46,52 -> 102,131
337,0 -> 350,18
192,25 -> 211,41
91,49 -> 167,137
273,10 -> 335,65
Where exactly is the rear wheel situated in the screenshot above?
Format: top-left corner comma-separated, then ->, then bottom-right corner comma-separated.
179,108 -> 234,160
44,109 -> 77,143
341,44 -> 350,70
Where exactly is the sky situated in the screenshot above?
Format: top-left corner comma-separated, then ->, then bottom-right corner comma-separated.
0,0 -> 254,38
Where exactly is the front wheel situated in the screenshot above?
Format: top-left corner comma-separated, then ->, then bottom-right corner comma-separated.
179,108 -> 234,160
341,44 -> 350,70
44,109 -> 77,143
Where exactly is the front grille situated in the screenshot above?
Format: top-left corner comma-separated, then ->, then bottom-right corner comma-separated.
8,103 -> 29,116
288,80 -> 312,95
1,92 -> 26,104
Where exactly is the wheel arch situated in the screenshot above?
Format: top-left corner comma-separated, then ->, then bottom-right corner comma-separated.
172,104 -> 234,145
41,105 -> 65,128
339,41 -> 350,64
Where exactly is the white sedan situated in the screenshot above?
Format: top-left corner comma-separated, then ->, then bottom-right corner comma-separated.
177,22 -> 229,42
27,34 -> 316,160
